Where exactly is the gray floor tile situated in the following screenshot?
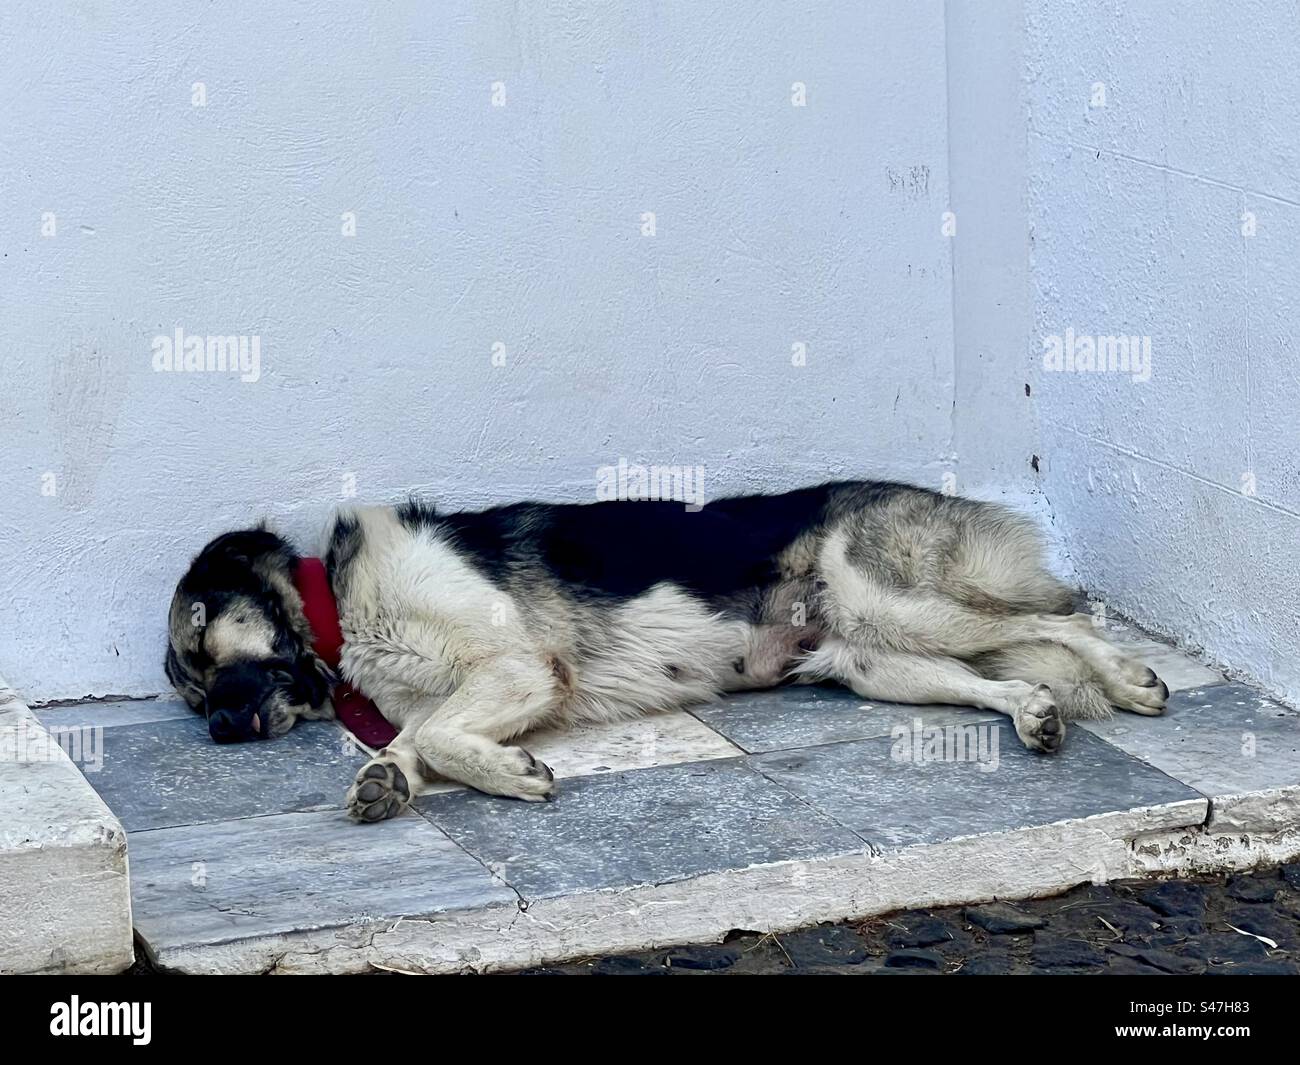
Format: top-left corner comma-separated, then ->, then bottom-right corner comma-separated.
415,758 -> 864,899
691,684 -> 1001,753
36,696 -> 195,730
1079,683 -> 1300,797
749,723 -> 1204,850
129,809 -> 516,951
86,717 -> 366,831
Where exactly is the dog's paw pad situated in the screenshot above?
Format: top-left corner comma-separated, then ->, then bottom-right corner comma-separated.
1015,684 -> 1065,754
347,758 -> 411,822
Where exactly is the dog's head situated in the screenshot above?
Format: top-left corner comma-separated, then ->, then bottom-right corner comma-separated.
165,527 -> 333,742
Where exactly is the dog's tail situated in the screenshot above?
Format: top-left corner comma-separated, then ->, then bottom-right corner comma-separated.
976,642 -> 1113,721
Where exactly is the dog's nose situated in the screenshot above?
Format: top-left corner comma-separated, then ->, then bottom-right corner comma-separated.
208,708 -> 258,743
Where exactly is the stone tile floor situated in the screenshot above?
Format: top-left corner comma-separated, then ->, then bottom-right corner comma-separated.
37,620 -> 1300,974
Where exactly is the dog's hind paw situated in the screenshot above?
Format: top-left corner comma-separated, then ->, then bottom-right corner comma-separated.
346,757 -> 411,822
1014,684 -> 1065,753
1110,669 -> 1169,716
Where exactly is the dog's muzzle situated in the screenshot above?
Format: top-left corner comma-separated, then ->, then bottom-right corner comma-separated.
204,662 -> 278,743
208,706 -> 263,743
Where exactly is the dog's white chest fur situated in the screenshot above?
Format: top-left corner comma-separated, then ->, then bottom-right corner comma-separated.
333,506 -> 749,731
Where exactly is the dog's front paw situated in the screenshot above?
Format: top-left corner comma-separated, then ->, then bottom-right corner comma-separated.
347,757 -> 411,822
1014,684 -> 1065,753
481,746 -> 556,802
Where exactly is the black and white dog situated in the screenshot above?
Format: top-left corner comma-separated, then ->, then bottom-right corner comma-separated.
165,481 -> 1167,821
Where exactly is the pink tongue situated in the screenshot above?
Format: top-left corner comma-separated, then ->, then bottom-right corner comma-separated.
251,713 -> 261,734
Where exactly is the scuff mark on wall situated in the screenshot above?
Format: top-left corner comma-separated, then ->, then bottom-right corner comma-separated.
47,338 -> 127,509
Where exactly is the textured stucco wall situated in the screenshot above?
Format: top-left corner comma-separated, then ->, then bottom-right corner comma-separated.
945,1 -> 1039,496
1027,0 -> 1300,702
0,2 -> 955,699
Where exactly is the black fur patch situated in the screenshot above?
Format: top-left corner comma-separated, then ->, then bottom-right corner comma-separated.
176,528 -> 297,604
393,482 -> 914,604
325,513 -> 363,593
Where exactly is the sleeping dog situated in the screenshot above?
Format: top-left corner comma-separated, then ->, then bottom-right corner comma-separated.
165,481 -> 1168,821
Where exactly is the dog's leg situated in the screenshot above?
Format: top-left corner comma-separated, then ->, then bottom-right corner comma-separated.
803,638 -> 1065,753
828,585 -> 1056,657
966,614 -> 1169,715
344,697 -> 439,823
825,584 -> 1167,717
1025,614 -> 1168,715
346,658 -> 561,821
977,642 -> 1113,721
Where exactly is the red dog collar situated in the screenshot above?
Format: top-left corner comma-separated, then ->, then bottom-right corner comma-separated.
293,557 -> 398,749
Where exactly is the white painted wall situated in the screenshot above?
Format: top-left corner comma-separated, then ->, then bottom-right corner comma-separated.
1027,0 -> 1300,702
0,2 -> 955,699
4,2 -> 1294,707
946,1 -> 1038,496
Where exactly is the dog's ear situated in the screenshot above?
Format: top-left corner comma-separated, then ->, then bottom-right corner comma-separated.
165,642 -> 207,714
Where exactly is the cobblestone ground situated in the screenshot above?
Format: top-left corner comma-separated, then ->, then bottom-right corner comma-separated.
522,864 -> 1300,975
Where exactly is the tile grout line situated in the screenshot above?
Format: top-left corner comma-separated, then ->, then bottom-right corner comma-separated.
406,803 -> 533,919
737,759 -> 881,855
1080,728 -> 1219,825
